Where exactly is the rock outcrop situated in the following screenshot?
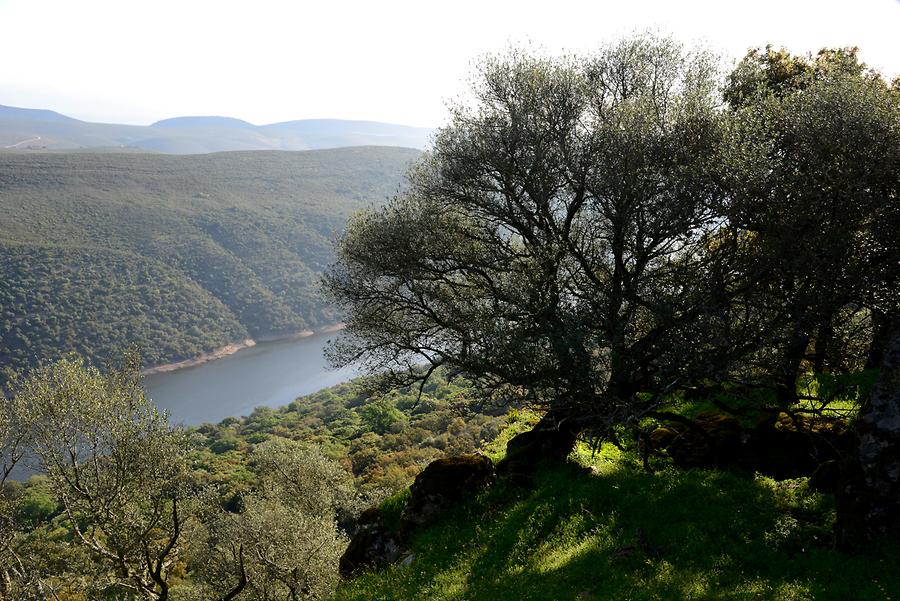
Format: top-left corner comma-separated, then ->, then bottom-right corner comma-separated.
341,453 -> 495,578
400,453 -> 494,536
338,507 -> 400,578
649,409 -> 855,480
498,414 -> 579,485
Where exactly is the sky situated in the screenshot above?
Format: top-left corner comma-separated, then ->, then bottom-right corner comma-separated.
1,0 -> 897,128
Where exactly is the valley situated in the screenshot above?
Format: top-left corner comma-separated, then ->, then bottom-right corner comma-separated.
144,329 -> 358,426
0,147 -> 418,380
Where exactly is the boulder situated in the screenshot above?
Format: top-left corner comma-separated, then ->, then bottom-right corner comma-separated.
338,507 -> 400,578
748,411 -> 855,480
356,506 -> 383,527
498,414 -> 580,481
650,411 -> 745,469
400,453 -> 494,536
650,409 -> 857,480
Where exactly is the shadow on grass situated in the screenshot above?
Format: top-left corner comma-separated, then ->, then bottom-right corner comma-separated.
336,461 -> 899,601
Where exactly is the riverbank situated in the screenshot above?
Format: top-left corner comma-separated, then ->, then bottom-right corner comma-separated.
140,323 -> 345,375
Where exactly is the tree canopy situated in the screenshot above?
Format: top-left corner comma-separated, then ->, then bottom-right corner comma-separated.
327,35 -> 759,433
722,45 -> 900,401
327,36 -> 899,457
324,37 -> 900,546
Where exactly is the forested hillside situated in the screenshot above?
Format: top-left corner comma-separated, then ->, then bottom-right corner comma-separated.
0,147 -> 418,376
193,370 -> 507,496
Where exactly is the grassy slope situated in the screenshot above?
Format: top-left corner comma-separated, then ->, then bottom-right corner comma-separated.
14,364 -> 896,598
336,442 -> 899,601
0,148 -> 418,374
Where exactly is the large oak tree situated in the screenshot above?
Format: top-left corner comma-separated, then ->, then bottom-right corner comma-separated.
325,35 -> 756,441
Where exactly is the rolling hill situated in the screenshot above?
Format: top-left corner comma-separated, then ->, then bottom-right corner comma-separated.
0,147 -> 419,377
0,104 -> 433,153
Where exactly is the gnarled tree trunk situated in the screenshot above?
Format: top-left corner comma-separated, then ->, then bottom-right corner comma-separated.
775,326 -> 811,406
836,317 -> 900,548
866,309 -> 892,370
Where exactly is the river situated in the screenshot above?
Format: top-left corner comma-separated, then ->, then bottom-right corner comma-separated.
143,331 -> 359,426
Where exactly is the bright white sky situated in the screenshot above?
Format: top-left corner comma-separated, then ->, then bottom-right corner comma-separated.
1,0 -> 897,127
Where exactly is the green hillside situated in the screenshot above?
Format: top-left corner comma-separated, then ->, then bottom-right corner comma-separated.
7,355 -> 900,600
0,147 -> 419,375
336,445 -> 900,601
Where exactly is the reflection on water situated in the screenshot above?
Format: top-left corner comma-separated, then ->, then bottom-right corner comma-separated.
143,332 -> 358,426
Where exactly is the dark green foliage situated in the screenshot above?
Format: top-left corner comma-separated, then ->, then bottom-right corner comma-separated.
7,478 -> 57,529
723,45 -> 871,109
360,398 -> 408,435
325,36 -> 752,437
0,147 -> 418,377
0,246 -> 247,369
721,46 -> 900,403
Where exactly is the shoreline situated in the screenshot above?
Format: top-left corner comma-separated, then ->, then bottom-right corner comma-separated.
140,323 -> 345,376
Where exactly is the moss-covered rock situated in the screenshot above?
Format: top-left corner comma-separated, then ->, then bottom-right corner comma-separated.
651,410 -> 856,480
400,454 -> 494,536
339,507 -> 401,578
650,411 -> 745,469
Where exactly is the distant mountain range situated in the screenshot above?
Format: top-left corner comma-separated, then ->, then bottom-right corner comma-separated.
0,104 -> 433,153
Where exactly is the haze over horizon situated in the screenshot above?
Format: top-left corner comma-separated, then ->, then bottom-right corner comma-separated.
1,0 -> 898,129
0,104 -> 432,129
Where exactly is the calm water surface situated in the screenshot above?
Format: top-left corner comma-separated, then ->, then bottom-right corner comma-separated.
143,332 -> 358,426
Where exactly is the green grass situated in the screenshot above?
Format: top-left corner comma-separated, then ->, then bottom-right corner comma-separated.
795,370 -> 879,417
335,448 -> 899,601
654,369 -> 879,431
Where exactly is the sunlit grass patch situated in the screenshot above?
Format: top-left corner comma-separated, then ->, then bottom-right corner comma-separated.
796,370 -> 877,418
335,449 -> 900,601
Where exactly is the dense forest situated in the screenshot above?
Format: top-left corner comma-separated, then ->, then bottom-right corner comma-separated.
191,369 -> 507,496
0,147 -> 418,376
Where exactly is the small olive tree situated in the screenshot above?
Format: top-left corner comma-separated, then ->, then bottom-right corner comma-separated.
10,353 -> 195,600
6,356 -> 356,601
190,438 -> 357,601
